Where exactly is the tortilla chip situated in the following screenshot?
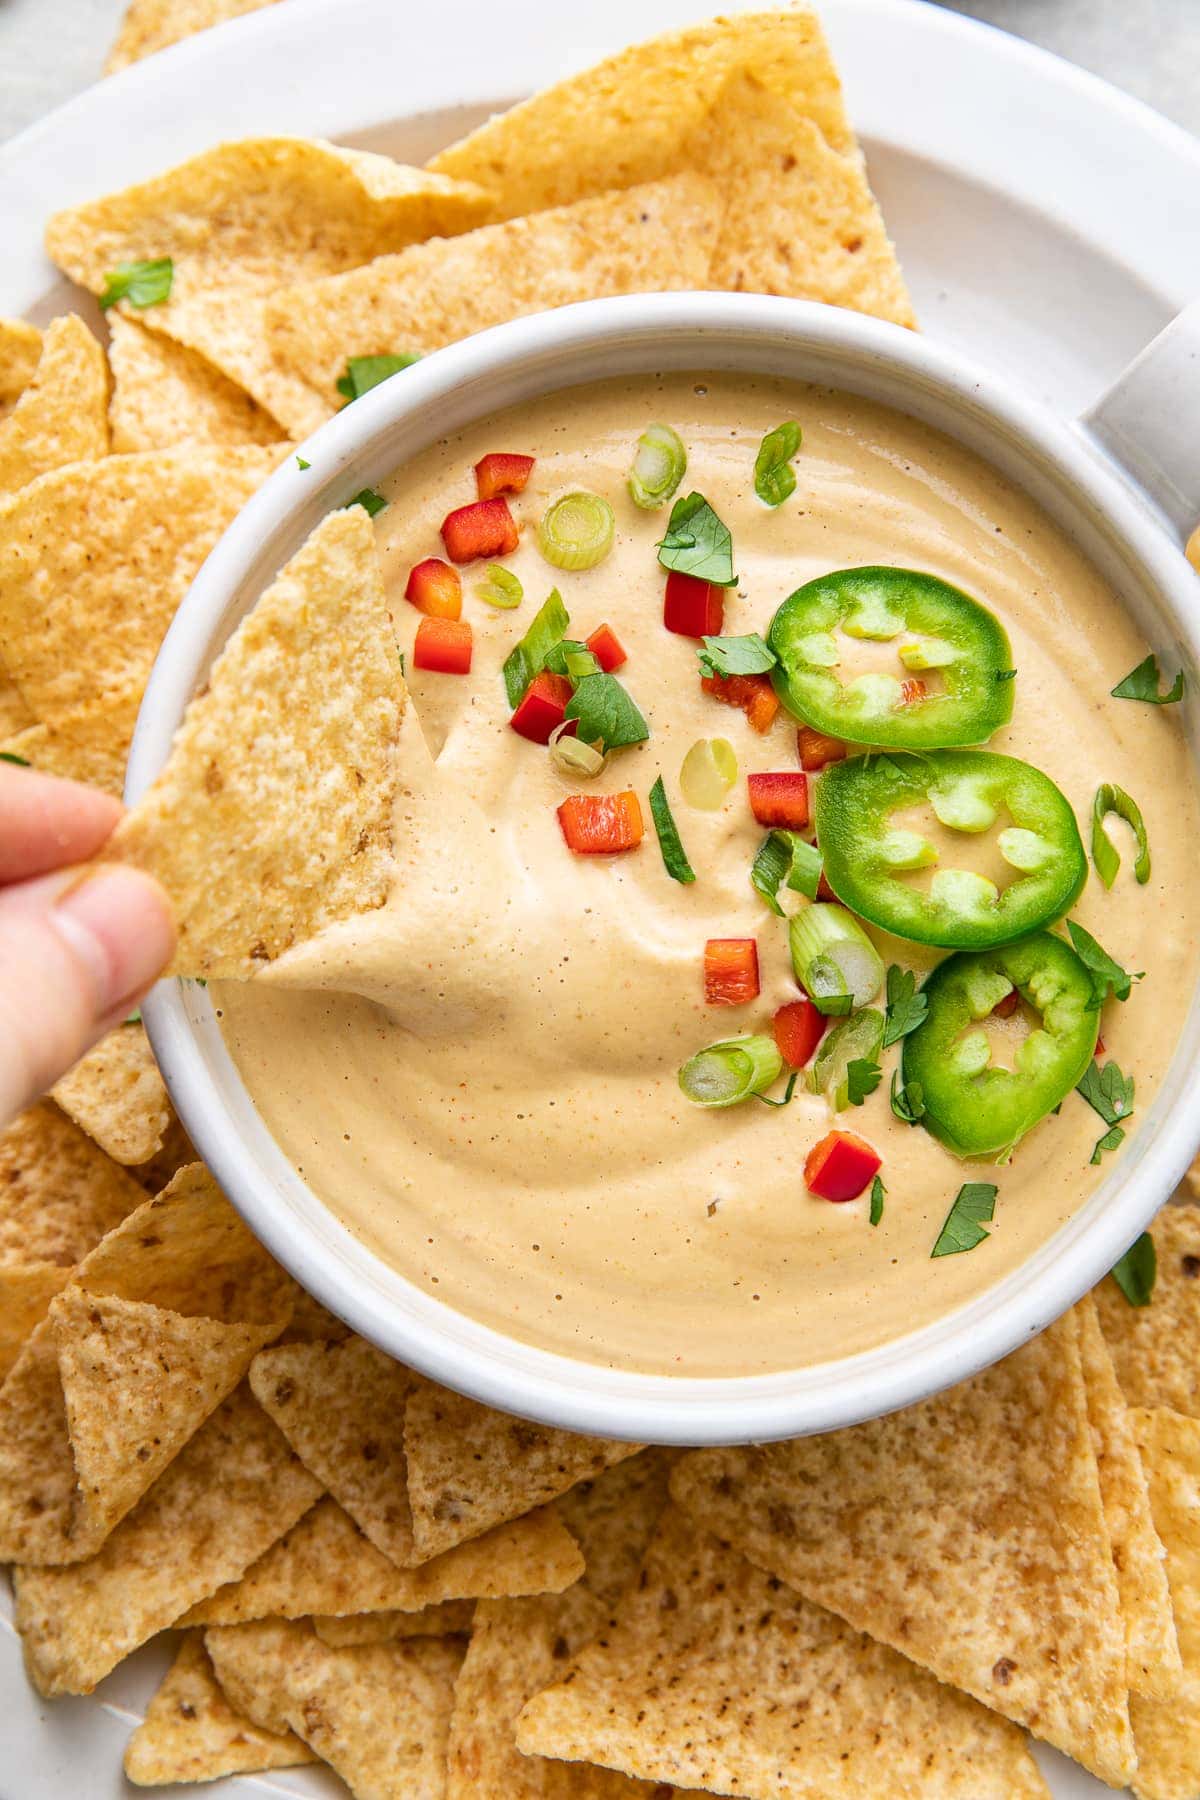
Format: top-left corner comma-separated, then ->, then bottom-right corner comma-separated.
266,174 -> 719,430
123,1630 -> 316,1785
1076,1295 -> 1181,1699
181,1494 -> 584,1625
0,317 -> 43,414
109,506 -> 405,977
1096,1200 -> 1200,1416
669,1315 -> 1134,1786
0,672 -> 34,740
206,1616 -> 464,1794
429,10 -> 856,215
0,445 -> 280,794
46,138 -> 490,432
276,1287 -> 351,1344
0,315 -> 108,495
13,1386 -> 322,1695
0,1322 -> 77,1565
1129,1409 -> 1200,1799
517,1506 -> 1049,1799
405,1378 -> 641,1562
0,1101 -> 144,1268
0,1261 -> 71,1378
447,1452 -> 676,1799
250,1335 -> 418,1564
315,1601 -> 475,1647
50,1022 -> 172,1166
107,314 -> 279,452
106,0 -> 284,72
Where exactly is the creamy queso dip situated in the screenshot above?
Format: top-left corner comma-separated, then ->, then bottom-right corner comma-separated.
216,374 -> 1200,1376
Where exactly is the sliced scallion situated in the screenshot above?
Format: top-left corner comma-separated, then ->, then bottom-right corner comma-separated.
809,1009 -> 885,1111
475,564 -> 523,609
679,1034 -> 783,1108
502,589 -> 569,708
536,491 -> 615,571
1092,783 -> 1151,888
628,423 -> 687,510
649,776 -> 696,884
680,738 -> 737,810
789,903 -> 885,1015
751,831 -> 822,914
753,421 -> 802,507
548,722 -> 606,780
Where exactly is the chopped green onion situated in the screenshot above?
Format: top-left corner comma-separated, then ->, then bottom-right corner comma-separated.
790,904 -> 885,1015
536,491 -> 615,571
649,776 -> 696,884
1111,653 -> 1184,705
346,488 -> 387,518
679,1034 -> 783,1109
475,564 -> 523,609
1092,783 -> 1150,888
0,750 -> 30,767
336,352 -> 420,403
1110,1232 -> 1156,1306
754,1071 -> 800,1108
657,492 -> 738,587
809,1008 -> 885,1111
99,257 -> 173,310
502,589 -> 570,708
751,831 -> 822,914
680,738 -> 737,810
753,421 -> 802,507
548,722 -> 606,780
628,423 -> 687,510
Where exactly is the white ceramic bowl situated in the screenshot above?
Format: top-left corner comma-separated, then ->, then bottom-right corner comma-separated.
131,292 -> 1200,1444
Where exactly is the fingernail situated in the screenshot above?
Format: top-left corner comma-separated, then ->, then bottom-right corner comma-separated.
51,865 -> 176,1016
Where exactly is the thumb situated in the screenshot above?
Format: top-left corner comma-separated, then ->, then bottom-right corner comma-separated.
0,863 -> 176,1127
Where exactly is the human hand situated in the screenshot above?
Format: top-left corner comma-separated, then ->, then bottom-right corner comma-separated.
0,764 -> 175,1129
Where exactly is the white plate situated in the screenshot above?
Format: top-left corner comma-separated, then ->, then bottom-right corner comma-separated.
1,1 -> 1196,1792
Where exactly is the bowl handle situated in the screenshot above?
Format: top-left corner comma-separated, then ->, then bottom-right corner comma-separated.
1080,300 -> 1200,552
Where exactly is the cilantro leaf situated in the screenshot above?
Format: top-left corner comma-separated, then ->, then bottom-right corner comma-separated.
995,668 -> 1018,683
1110,1232 -> 1156,1305
882,965 -> 928,1048
295,456 -> 311,470
1066,920 -> 1141,1007
336,353 -> 421,403
869,1174 -> 885,1226
564,673 -> 649,752
889,1070 -> 925,1124
697,633 -> 777,680
648,776 -> 695,884
657,492 -> 738,587
346,488 -> 387,518
99,257 -> 173,310
846,1057 -> 882,1106
754,421 -> 802,507
1076,1059 -> 1135,1128
1091,1124 -> 1126,1164
1111,653 -> 1184,705
931,1182 -> 998,1257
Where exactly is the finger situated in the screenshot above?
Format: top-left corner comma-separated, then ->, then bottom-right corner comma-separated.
0,763 -> 123,884
0,862 -> 176,1126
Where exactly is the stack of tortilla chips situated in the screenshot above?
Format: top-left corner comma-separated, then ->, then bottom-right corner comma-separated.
5,10 -> 1197,1797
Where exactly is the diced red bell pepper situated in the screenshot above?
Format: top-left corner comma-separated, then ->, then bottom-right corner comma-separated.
796,726 -> 846,771
557,790 -> 644,855
701,671 -> 780,734
664,570 -> 724,638
773,998 -> 827,1068
704,938 -> 759,1006
586,623 -> 627,673
404,556 -> 462,620
992,987 -> 1019,1019
804,1130 -> 881,1203
510,670 -> 573,745
440,496 -> 518,564
900,677 -> 928,706
815,871 -> 838,903
412,616 -> 473,674
747,771 -> 810,829
474,452 -> 535,500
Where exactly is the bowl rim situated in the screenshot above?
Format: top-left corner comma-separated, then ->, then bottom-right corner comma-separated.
132,291 -> 1200,1443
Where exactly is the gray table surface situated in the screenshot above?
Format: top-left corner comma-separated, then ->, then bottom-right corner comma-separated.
1,0 -> 1197,147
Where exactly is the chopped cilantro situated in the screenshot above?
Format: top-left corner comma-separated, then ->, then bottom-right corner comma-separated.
1111,653 -> 1184,705
882,965 -> 928,1048
346,488 -> 387,518
657,492 -> 738,587
336,353 -> 421,403
564,673 -> 649,753
931,1182 -> 998,1257
99,257 -> 173,310
697,632 -> 776,680
889,1070 -> 925,1124
1066,919 -> 1141,1007
1110,1232 -> 1156,1306
845,1057 -> 882,1106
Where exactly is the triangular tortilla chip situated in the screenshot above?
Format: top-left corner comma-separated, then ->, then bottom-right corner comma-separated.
109,506 -> 405,976
0,1321 -> 76,1564
0,315 -> 108,495
13,1386 -> 322,1695
669,1315 -> 1134,1786
180,1493 -> 584,1625
517,1506 -> 1049,1799
0,317 -> 43,414
429,10 -> 857,215
206,1617 -> 464,1794
123,1630 -> 316,1785
1129,1409 -> 1200,1800
0,445 -> 281,793
250,1335 -> 418,1564
315,1600 -> 475,1647
265,174 -> 719,431
50,1022 -> 172,1166
46,138 -> 490,431
108,313 -> 280,452
0,670 -> 34,740
405,1377 -> 640,1562
1096,1200 -> 1200,1416
0,1261 -> 71,1378
447,1452 -> 676,1799
1076,1295 -> 1180,1699
106,0 -> 282,72
0,1101 -> 145,1268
